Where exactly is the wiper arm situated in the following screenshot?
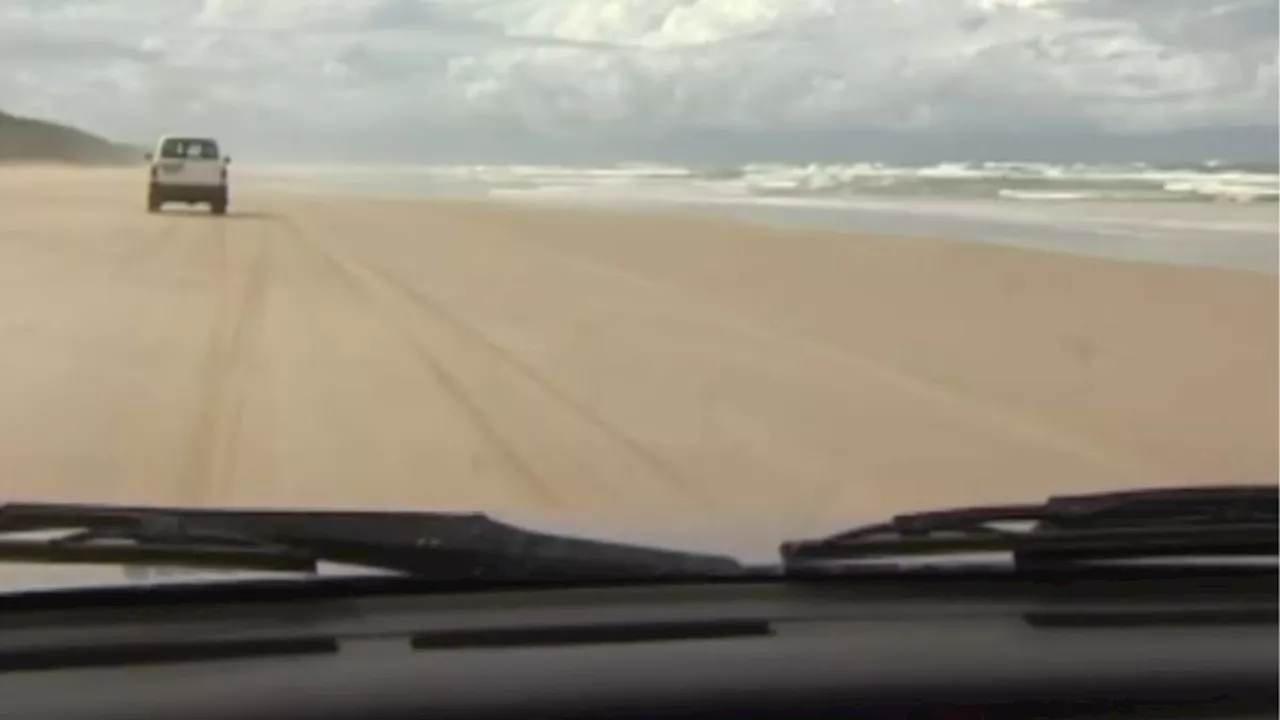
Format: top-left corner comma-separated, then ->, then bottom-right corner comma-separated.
0,503 -> 743,580
780,484 -> 1278,570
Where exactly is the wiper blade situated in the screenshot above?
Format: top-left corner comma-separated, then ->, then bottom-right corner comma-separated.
780,484 -> 1278,569
0,503 -> 743,580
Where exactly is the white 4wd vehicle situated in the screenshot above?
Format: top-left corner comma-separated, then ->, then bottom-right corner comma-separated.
145,136 -> 230,215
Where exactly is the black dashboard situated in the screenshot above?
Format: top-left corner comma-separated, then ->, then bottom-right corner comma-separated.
0,570 -> 1273,719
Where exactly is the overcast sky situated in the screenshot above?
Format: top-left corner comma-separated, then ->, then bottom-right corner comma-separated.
1,0 -> 1276,161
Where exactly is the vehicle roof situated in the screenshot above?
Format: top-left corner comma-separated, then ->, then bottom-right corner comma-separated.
156,136 -> 220,144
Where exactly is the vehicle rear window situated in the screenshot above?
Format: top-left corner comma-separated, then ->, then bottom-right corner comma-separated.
159,139 -> 220,160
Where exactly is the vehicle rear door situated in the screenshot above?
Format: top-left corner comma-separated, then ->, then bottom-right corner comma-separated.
154,138 -> 224,186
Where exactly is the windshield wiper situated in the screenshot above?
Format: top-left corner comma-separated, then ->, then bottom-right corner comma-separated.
780,484 -> 1277,571
0,502 -> 743,580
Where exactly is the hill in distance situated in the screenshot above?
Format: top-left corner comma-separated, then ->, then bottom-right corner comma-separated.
0,110 -> 141,166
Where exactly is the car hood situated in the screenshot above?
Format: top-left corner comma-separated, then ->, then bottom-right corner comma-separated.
0,561 -> 401,596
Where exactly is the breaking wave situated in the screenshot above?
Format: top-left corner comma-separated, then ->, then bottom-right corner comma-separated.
247,160 -> 1279,204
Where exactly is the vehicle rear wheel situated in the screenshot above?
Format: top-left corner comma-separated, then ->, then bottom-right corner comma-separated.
210,201 -> 227,216
147,196 -> 162,213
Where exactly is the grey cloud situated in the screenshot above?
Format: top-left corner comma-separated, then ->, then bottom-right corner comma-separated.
1062,0 -> 1278,48
0,31 -> 151,63
0,0 -> 1273,161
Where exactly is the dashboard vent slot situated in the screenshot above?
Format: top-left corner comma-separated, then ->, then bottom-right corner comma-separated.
0,636 -> 339,673
1025,608 -> 1277,628
412,619 -> 772,650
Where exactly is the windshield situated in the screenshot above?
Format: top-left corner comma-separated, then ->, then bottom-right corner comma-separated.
0,1 -> 1275,591
159,138 -> 220,160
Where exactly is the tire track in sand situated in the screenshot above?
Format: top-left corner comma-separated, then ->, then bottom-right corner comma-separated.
105,214 -> 194,282
270,215 -> 717,515
265,214 -> 563,509
178,216 -> 272,504
481,228 -> 1166,481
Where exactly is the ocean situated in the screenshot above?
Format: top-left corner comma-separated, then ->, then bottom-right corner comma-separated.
239,160 -> 1279,275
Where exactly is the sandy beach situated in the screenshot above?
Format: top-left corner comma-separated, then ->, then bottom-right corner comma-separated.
0,166 -> 1274,557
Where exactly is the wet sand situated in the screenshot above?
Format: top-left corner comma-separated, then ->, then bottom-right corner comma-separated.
0,167 -> 1274,557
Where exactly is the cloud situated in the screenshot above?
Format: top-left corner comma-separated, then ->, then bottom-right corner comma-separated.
0,0 -> 1274,159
